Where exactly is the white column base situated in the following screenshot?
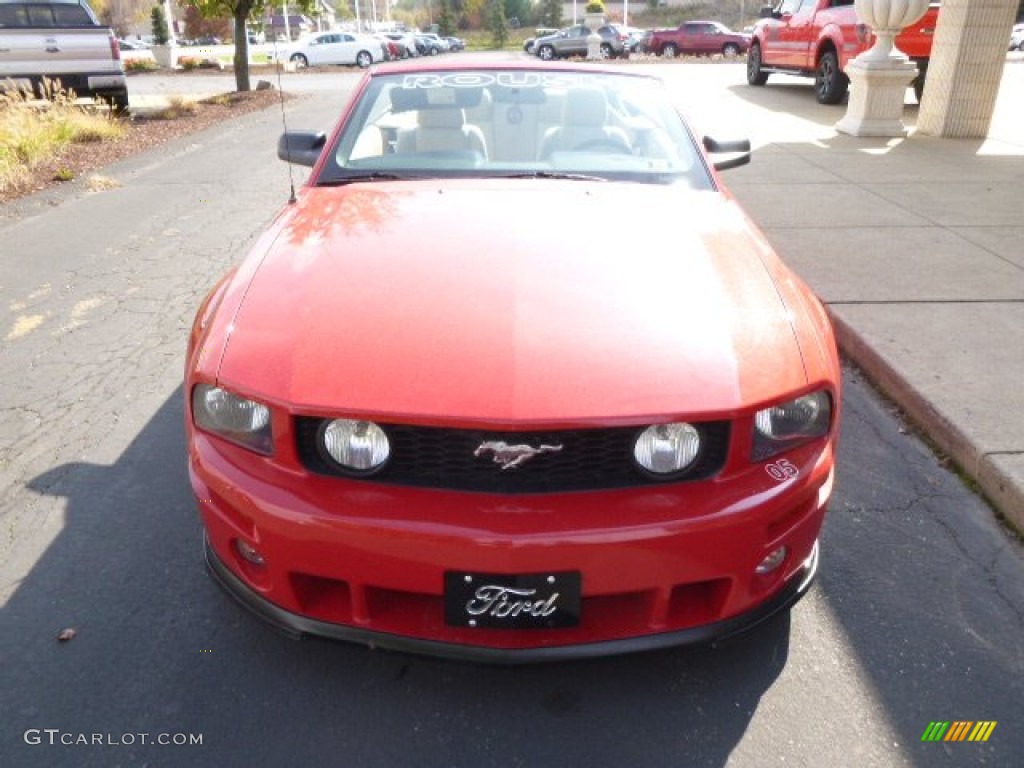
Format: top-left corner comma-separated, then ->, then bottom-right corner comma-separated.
152,44 -> 179,70
835,57 -> 918,137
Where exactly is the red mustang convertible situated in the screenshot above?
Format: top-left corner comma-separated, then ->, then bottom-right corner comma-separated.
185,59 -> 840,661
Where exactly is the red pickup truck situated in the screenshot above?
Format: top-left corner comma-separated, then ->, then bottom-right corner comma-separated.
747,0 -> 940,104
642,21 -> 751,58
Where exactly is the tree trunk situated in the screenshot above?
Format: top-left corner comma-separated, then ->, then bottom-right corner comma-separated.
233,7 -> 251,92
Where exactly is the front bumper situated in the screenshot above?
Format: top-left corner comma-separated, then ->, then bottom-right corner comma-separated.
206,533 -> 818,663
191,430 -> 834,661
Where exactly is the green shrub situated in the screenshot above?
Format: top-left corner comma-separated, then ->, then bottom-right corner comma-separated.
151,6 -> 169,46
124,58 -> 157,72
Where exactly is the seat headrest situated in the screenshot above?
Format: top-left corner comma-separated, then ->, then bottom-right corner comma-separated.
563,88 -> 608,127
465,89 -> 493,122
418,108 -> 466,129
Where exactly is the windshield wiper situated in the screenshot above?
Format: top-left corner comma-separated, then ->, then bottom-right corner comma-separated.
318,172 -> 432,186
490,171 -> 608,182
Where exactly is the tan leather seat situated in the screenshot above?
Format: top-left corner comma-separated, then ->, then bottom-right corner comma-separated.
539,88 -> 631,159
396,108 -> 488,158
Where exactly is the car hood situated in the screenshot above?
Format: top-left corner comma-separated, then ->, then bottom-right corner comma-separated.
216,181 -> 807,425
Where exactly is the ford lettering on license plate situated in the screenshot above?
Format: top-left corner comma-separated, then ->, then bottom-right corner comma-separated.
444,571 -> 581,629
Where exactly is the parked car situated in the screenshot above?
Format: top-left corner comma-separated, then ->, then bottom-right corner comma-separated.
0,0 -> 128,110
532,24 -> 628,59
278,31 -> 385,69
748,0 -> 940,103
444,35 -> 465,51
374,35 -> 402,61
619,26 -> 647,54
385,32 -> 419,57
1010,23 -> 1024,51
642,21 -> 749,58
188,59 -> 841,662
416,32 -> 449,54
524,26 -> 559,53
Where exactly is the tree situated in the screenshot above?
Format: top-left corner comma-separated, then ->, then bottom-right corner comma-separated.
99,0 -> 150,37
151,4 -> 170,45
486,0 -> 507,48
183,0 -> 316,92
503,0 -> 531,28
438,0 -> 456,36
537,0 -> 561,28
462,0 -> 485,27
184,5 -> 231,39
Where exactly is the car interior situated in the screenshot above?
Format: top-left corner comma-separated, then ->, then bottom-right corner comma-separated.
333,72 -> 705,181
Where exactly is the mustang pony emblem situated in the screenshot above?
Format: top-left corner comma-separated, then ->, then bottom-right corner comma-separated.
474,441 -> 563,470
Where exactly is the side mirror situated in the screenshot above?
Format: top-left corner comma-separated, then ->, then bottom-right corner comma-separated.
278,131 -> 327,167
703,136 -> 752,171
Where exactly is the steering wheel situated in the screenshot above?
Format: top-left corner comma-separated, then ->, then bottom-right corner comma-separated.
571,138 -> 632,154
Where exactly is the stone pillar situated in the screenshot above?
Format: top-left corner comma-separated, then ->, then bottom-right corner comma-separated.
836,0 -> 929,137
585,12 -> 605,60
917,0 -> 1019,138
152,44 -> 179,69
836,59 -> 919,136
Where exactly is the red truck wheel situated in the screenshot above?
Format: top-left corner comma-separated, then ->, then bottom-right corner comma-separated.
662,43 -> 678,58
815,49 -> 848,104
747,43 -> 768,86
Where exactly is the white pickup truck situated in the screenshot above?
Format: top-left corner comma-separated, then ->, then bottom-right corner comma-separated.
0,0 -> 128,110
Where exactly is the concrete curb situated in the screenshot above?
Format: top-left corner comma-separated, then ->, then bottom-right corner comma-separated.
829,310 -> 1024,536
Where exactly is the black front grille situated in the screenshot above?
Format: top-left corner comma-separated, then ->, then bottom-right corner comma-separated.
295,419 -> 730,494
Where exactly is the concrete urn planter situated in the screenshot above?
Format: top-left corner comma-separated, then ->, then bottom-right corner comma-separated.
854,0 -> 930,61
152,43 -> 179,70
836,0 -> 930,136
584,12 -> 605,59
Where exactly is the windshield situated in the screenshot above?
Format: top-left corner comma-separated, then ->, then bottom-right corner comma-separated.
316,69 -> 713,188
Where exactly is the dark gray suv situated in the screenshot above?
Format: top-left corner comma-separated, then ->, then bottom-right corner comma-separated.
532,25 -> 627,60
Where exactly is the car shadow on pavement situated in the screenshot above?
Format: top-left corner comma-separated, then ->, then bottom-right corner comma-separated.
3,387 -> 791,768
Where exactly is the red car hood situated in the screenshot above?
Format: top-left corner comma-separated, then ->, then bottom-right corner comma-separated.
216,181 -> 807,425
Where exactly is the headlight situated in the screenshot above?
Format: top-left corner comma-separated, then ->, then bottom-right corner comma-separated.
634,423 -> 702,476
753,390 -> 831,460
192,384 -> 273,454
320,419 -> 390,474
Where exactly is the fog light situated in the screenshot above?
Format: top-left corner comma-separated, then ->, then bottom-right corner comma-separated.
235,539 -> 266,567
321,419 -> 390,473
755,546 -> 787,575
